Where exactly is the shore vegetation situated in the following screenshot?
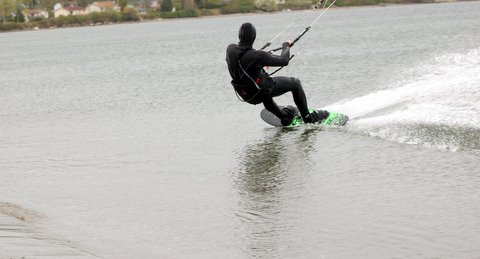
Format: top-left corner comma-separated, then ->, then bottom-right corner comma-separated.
0,0 -> 458,32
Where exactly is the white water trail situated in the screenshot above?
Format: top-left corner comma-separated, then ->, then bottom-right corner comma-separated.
326,48 -> 480,151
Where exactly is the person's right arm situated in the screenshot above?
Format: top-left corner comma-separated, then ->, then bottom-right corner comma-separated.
256,42 -> 291,67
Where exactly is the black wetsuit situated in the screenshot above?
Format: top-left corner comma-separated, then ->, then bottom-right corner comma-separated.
226,23 -> 310,119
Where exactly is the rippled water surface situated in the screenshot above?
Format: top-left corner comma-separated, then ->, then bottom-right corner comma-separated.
1,2 -> 480,258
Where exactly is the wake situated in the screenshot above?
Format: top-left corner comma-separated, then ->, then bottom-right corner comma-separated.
326,48 -> 480,152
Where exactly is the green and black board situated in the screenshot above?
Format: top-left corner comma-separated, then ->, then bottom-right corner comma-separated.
260,106 -> 349,127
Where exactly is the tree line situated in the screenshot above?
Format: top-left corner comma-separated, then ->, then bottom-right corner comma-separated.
1,0 -> 443,31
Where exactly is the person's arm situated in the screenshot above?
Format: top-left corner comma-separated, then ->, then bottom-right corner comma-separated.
256,42 -> 291,67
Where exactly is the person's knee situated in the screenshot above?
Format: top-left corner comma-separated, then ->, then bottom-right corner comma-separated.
292,78 -> 303,91
293,78 -> 301,86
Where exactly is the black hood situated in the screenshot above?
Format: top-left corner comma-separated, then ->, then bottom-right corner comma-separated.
238,23 -> 256,49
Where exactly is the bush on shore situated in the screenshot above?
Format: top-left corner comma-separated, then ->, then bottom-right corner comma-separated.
220,0 -> 256,14
159,9 -> 200,18
278,0 -> 313,10
0,10 -> 141,32
0,22 -> 33,31
335,0 -> 379,6
199,8 -> 222,16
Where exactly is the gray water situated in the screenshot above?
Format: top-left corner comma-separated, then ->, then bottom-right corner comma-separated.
1,1 -> 480,258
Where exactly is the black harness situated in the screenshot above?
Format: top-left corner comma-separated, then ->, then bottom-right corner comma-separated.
228,49 -> 266,104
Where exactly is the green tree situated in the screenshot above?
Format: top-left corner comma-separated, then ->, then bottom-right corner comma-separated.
42,0 -> 58,10
255,0 -> 277,11
77,0 -> 90,8
121,6 -> 139,20
221,0 -> 255,14
22,0 -> 34,8
160,0 -> 172,12
204,0 -> 223,8
182,0 -> 194,9
194,0 -> 203,8
119,0 -> 128,11
1,0 -> 16,23
15,7 -> 25,22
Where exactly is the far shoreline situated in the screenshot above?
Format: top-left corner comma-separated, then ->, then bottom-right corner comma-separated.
0,0 -> 471,34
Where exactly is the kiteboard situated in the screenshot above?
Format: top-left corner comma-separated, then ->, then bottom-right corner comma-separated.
260,106 -> 349,127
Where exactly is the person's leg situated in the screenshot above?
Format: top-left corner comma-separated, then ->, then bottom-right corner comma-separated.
263,98 -> 285,118
271,76 -> 310,118
263,98 -> 297,126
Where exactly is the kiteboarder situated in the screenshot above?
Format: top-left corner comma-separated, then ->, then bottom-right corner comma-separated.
226,22 -> 328,126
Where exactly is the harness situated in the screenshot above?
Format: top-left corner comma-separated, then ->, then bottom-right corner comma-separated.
230,49 -> 265,104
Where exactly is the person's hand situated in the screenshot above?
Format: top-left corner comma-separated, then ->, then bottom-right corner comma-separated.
283,41 -> 293,48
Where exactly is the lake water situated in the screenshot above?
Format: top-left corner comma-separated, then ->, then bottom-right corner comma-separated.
1,1 -> 480,258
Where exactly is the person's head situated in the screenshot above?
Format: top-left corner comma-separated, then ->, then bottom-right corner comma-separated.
238,22 -> 256,48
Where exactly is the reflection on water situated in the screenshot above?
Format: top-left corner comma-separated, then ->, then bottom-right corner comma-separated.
232,127 -> 321,257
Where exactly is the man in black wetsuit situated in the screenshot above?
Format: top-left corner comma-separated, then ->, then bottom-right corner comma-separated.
226,22 -> 328,126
